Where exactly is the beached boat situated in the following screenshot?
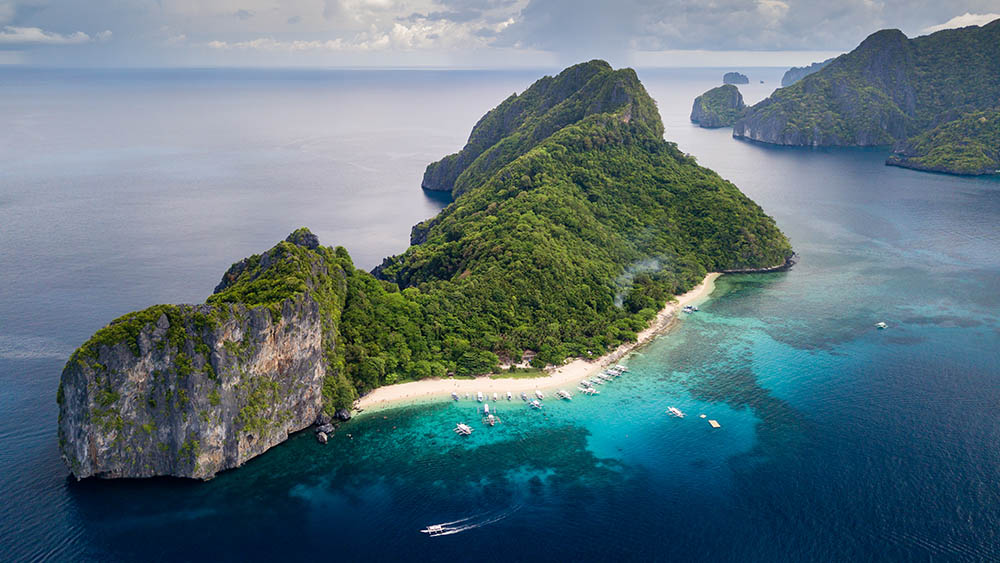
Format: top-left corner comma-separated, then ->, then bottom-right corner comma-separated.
535,390 -> 544,399
667,406 -> 685,418
557,389 -> 572,400
580,380 -> 593,388
507,391 -> 512,401
530,399 -> 542,409
579,387 -> 599,396
493,392 -> 499,401
521,392 -> 528,401
477,392 -> 484,402
451,392 -> 459,401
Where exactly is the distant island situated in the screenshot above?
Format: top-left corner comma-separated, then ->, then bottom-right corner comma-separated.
780,58 -> 834,87
690,84 -> 746,128
732,19 -> 1000,175
723,72 -> 749,85
58,60 -> 792,480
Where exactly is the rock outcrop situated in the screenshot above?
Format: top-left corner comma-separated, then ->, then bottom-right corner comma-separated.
58,229 -> 353,480
691,85 -> 746,128
723,72 -> 749,85
887,109 -> 1000,175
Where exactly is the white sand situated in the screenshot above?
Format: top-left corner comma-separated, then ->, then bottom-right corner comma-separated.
354,273 -> 720,413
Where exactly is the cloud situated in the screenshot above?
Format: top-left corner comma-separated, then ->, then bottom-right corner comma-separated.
0,25 -> 93,44
922,12 -> 1000,33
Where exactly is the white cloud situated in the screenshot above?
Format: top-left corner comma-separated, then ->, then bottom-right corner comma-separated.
922,12 -> 1000,33
0,25 -> 93,44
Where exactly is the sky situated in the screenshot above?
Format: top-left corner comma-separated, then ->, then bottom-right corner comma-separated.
0,0 -> 998,67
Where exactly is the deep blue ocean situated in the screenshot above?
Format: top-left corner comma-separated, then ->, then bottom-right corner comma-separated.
1,67 -> 998,562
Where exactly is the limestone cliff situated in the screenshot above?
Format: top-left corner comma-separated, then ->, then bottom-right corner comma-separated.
58,229 -> 353,480
733,21 -> 1000,149
691,85 -> 746,128
780,58 -> 834,87
723,72 -> 749,85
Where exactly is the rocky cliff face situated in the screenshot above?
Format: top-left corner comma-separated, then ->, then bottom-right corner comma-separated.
58,229 -> 353,480
58,298 -> 324,480
691,85 -> 746,128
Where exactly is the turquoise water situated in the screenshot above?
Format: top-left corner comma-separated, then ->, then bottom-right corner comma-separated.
2,67 -> 999,561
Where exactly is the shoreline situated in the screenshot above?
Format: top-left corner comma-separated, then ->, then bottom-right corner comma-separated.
353,272 -> 720,414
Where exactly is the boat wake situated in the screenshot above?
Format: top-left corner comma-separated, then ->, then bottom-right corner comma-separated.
420,505 -> 521,537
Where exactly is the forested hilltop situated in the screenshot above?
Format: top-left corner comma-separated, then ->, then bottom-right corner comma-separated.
732,19 -> 1000,175
58,60 -> 792,479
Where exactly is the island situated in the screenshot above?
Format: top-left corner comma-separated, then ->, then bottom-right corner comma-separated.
58,60 -> 793,480
780,58 -> 834,87
723,72 -> 749,85
690,84 -> 747,128
732,19 -> 999,175
887,110 -> 1000,175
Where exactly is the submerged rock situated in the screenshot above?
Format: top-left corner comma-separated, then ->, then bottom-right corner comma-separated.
334,409 -> 352,422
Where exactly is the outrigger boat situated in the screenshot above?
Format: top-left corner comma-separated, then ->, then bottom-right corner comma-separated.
667,406 -> 685,418
521,392 -> 528,401
557,389 -> 573,400
477,392 -> 484,402
493,392 -> 499,401
451,392 -> 459,401
535,390 -> 545,399
875,321 -> 888,329
507,391 -> 513,401
454,423 -> 473,435
530,399 -> 542,409
578,387 -> 599,396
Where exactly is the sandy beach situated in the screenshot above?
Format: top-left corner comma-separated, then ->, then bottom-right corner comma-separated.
355,272 -> 721,413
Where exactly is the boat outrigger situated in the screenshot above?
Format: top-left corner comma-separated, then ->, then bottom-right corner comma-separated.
530,399 -> 542,409
477,392 -> 484,402
578,387 -> 599,396
557,389 -> 573,400
507,391 -> 512,401
875,321 -> 888,329
454,423 -> 473,435
667,406 -> 685,418
535,390 -> 544,399
451,392 -> 459,401
521,392 -> 528,401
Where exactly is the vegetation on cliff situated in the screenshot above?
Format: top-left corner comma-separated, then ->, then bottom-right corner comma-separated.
780,58 -> 834,87
887,110 -> 1000,175
733,19 -> 1000,169
691,85 -> 746,128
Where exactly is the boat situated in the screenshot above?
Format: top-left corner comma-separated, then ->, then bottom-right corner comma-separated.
535,390 -> 544,399
484,414 -> 497,426
580,380 -> 593,388
521,392 -> 528,401
579,387 -> 599,395
451,392 -> 459,401
613,364 -> 629,372
708,419 -> 721,428
682,304 -> 699,314
483,403 -> 490,415
507,391 -> 512,401
557,389 -> 572,400
493,392 -> 499,401
477,392 -> 484,402
875,321 -> 888,329
667,406 -> 685,418
453,423 -> 473,436
530,399 -> 542,409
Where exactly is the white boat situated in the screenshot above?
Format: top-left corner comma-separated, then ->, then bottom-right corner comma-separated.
580,380 -> 593,388
521,392 -> 528,401
477,392 -> 484,402
535,390 -> 544,399
483,403 -> 490,415
667,406 -> 685,418
507,391 -> 512,401
557,389 -> 572,400
493,392 -> 499,401
530,399 -> 542,409
451,392 -> 459,401
875,321 -> 888,329
485,414 -> 497,426
453,423 -> 473,436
